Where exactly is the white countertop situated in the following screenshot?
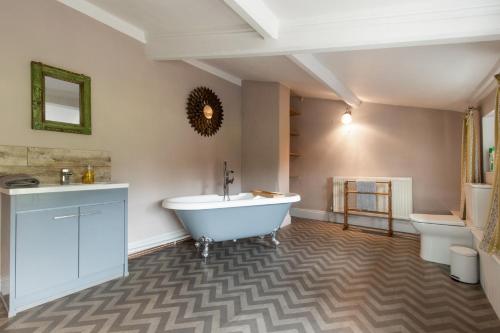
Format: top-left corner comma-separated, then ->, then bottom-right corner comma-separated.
0,183 -> 129,195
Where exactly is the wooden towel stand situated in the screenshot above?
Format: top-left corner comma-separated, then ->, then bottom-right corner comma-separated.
343,180 -> 393,237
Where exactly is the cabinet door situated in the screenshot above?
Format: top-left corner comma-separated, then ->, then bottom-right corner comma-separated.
16,207 -> 79,298
79,201 -> 125,277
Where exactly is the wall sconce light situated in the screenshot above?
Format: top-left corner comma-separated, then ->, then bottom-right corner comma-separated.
341,105 -> 352,125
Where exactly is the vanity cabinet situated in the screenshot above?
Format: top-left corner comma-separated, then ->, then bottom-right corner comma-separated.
0,184 -> 128,317
16,207 -> 79,298
79,201 -> 125,277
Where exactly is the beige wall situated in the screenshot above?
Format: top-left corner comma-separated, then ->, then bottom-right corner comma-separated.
480,87 -> 497,117
241,81 -> 289,193
0,1 -> 242,244
290,98 -> 463,214
278,84 -> 290,193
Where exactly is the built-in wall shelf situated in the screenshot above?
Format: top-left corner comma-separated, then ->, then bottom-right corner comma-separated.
290,106 -> 300,167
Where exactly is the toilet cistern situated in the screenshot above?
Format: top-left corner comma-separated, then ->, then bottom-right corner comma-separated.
223,161 -> 234,201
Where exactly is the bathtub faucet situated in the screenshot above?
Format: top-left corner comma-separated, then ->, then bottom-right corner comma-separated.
223,161 -> 234,201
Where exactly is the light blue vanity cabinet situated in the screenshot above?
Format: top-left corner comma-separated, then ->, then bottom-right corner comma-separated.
16,207 -> 79,299
79,201 -> 125,277
0,184 -> 129,317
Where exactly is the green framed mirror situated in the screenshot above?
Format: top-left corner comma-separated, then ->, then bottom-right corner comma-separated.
31,61 -> 91,135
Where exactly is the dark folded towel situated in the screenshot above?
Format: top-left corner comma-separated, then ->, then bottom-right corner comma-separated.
0,174 -> 40,189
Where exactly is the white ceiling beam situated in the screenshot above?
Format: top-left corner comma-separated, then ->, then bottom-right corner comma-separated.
223,0 -> 279,39
183,60 -> 242,86
289,54 -> 361,107
57,0 -> 242,86
146,3 -> 500,59
57,0 -> 146,43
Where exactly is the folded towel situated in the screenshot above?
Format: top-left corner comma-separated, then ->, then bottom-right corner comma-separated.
0,174 -> 40,189
251,189 -> 285,198
356,181 -> 376,211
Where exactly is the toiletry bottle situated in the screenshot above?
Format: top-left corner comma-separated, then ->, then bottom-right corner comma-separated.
82,164 -> 95,184
490,147 -> 495,172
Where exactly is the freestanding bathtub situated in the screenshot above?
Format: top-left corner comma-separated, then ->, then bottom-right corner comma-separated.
162,192 -> 301,258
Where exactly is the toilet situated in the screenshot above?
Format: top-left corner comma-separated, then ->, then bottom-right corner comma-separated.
410,183 -> 492,265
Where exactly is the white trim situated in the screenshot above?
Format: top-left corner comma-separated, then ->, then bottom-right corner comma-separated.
183,60 -> 242,86
223,0 -> 279,39
291,207 -> 417,234
288,54 -> 361,107
469,59 -> 500,105
128,229 -> 190,255
57,0 -> 146,43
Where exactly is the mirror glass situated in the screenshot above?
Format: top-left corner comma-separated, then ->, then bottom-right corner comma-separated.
203,105 -> 214,119
44,76 -> 80,125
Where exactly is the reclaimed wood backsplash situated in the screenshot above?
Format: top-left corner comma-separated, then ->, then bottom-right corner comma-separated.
0,145 -> 111,184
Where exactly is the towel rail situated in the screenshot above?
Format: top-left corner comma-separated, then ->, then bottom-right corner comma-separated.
343,180 -> 393,236
346,191 -> 390,195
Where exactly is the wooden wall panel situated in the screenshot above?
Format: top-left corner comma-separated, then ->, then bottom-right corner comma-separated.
0,145 -> 111,184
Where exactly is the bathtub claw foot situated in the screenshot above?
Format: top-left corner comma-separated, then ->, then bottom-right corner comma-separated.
198,236 -> 213,259
202,245 -> 209,258
271,229 -> 280,247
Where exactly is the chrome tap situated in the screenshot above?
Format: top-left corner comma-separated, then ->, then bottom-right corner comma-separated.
223,161 -> 234,201
60,168 -> 73,185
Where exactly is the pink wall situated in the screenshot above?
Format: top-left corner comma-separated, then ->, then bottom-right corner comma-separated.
0,0 -> 242,245
290,98 -> 463,214
241,81 -> 290,193
480,88 -> 497,117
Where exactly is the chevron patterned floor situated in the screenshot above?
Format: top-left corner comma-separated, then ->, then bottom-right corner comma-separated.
0,218 -> 499,333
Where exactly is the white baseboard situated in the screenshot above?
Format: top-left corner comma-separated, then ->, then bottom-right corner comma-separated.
290,208 -> 417,234
128,229 -> 190,255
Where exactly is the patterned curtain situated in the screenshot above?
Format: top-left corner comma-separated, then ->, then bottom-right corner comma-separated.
481,74 -> 500,254
459,108 -> 482,219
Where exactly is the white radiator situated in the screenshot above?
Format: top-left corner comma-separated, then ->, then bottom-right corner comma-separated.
333,176 -> 413,220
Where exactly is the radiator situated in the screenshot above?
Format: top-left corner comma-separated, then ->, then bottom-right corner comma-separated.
332,176 -> 413,220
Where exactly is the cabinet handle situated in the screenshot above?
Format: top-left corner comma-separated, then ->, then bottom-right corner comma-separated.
80,211 -> 101,217
53,214 -> 78,220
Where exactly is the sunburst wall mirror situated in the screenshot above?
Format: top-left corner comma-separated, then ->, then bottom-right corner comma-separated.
186,87 -> 224,137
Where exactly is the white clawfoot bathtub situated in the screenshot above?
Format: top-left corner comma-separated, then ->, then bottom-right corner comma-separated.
162,193 -> 300,258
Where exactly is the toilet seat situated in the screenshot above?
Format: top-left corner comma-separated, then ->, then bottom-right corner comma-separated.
410,213 -> 472,265
410,214 -> 465,227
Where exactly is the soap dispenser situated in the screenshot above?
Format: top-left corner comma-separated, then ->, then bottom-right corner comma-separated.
82,164 -> 95,184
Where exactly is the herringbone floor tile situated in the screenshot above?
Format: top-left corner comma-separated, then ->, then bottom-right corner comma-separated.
0,218 -> 499,333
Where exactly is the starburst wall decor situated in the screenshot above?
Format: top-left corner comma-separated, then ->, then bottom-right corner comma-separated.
186,86 -> 224,137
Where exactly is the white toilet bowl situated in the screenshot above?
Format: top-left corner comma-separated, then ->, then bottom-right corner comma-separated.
410,183 -> 492,265
410,214 -> 472,265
